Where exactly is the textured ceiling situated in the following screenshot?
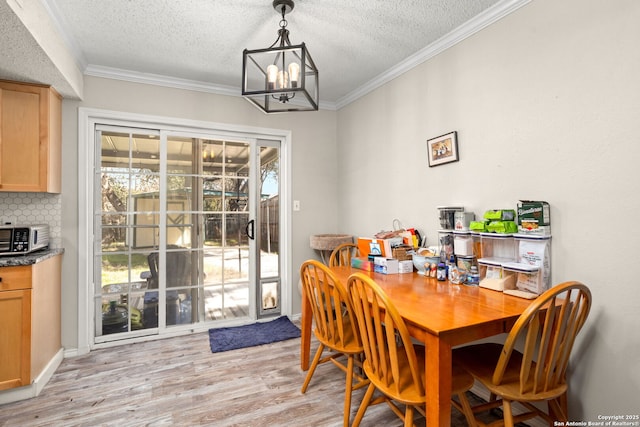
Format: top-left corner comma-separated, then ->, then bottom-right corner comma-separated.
1,0 -> 526,108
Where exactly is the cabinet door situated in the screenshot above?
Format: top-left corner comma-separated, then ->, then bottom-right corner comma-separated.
0,81 -> 61,193
0,289 -> 31,390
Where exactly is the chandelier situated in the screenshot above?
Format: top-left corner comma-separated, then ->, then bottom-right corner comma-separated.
242,0 -> 319,113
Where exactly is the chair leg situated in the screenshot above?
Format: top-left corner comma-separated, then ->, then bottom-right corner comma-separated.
455,392 -> 477,427
352,383 -> 376,427
301,343 -> 325,393
343,355 -> 354,427
549,397 -> 568,424
503,399 -> 515,427
404,405 -> 414,427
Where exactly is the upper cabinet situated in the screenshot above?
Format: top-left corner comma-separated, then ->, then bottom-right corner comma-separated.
0,80 -> 61,193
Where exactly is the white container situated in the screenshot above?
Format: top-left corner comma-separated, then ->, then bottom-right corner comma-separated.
480,233 -> 516,263
454,212 -> 475,231
478,259 -> 502,280
373,257 -> 399,274
453,232 -> 474,256
398,260 -> 414,274
514,234 -> 551,291
502,262 -> 543,294
478,258 -> 516,291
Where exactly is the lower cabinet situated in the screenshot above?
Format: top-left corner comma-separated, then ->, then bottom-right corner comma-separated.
0,255 -> 61,391
0,288 -> 31,390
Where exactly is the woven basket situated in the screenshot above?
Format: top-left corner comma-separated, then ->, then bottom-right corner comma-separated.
392,246 -> 413,261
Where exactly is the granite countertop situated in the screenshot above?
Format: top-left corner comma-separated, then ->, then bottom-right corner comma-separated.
0,248 -> 65,267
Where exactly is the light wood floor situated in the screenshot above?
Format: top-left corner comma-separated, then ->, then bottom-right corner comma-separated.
0,330 -> 483,426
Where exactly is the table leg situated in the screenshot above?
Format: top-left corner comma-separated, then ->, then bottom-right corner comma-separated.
300,280 -> 311,371
425,333 -> 452,427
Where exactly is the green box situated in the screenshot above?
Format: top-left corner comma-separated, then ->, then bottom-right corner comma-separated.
483,209 -> 516,221
517,201 -> 551,226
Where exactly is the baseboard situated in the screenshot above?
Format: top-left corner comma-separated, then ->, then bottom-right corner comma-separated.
470,384 -> 547,427
0,348 -> 64,405
63,347 -> 81,358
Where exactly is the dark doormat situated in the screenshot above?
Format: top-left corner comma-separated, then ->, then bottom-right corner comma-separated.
208,316 -> 301,353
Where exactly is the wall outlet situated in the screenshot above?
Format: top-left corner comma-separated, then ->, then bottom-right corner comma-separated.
1,217 -> 15,225
293,200 -> 301,211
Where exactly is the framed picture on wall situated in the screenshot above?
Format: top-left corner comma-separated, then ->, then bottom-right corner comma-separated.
427,131 -> 459,167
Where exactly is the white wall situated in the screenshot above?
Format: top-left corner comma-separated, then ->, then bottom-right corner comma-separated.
336,0 -> 640,419
59,76 -> 338,349
44,0 -> 640,418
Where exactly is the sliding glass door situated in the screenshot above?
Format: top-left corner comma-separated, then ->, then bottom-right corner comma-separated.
93,125 -> 281,344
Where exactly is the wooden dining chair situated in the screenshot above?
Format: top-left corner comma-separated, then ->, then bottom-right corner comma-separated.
299,260 -> 368,427
329,242 -> 360,267
453,281 -> 592,427
346,272 -> 476,427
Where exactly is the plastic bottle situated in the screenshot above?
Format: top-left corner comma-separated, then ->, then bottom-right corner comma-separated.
467,266 -> 480,285
446,254 -> 455,276
437,263 -> 447,281
448,255 -> 460,284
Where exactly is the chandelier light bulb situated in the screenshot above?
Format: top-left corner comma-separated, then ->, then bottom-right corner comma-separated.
267,65 -> 278,89
288,63 -> 300,88
277,70 -> 289,89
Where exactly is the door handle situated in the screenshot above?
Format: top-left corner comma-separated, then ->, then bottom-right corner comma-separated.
245,219 -> 255,240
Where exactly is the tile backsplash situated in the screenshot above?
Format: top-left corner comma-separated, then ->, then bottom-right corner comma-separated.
0,192 -> 62,248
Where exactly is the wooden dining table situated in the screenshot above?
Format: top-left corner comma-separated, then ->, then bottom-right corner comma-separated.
299,265 -> 534,427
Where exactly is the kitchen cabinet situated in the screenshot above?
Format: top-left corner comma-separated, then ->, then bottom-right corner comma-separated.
0,254 -> 61,391
0,79 -> 62,193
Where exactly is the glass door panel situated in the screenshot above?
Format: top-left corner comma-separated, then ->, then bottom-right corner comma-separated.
95,128 -> 160,341
165,137 -> 251,323
258,143 -> 281,316
93,124 -> 283,344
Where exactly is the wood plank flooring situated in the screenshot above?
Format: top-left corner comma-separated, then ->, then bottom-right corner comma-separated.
0,328 -> 484,427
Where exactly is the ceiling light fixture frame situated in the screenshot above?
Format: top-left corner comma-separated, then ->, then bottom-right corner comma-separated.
242,0 -> 319,113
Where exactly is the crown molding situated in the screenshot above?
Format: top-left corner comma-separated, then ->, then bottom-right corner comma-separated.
84,65 -> 240,97
42,0 -> 528,112
84,65 -> 337,111
334,0 -> 531,110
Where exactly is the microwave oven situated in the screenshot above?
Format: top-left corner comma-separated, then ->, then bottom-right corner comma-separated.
0,224 -> 50,255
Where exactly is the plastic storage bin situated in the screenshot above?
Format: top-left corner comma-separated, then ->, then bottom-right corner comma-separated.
453,231 -> 473,256
502,262 -> 543,294
438,230 -> 455,262
514,234 -> 552,291
438,206 -> 465,230
479,233 -> 516,263
472,233 -> 483,258
478,259 -> 516,291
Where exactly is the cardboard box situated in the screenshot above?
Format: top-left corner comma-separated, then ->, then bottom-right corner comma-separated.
351,257 -> 374,272
517,201 -> 551,226
373,257 -> 398,274
357,237 -> 393,257
517,200 -> 551,236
